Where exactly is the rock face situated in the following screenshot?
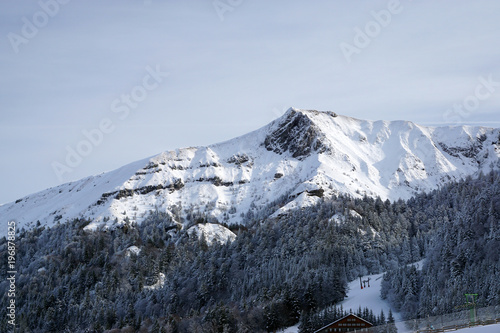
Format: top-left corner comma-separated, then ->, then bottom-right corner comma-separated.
263,109 -> 334,158
1,107 -> 499,236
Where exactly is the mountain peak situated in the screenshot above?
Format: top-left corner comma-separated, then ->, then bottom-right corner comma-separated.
286,107 -> 338,117
282,107 -> 340,122
1,111 -> 498,236
262,107 -> 338,159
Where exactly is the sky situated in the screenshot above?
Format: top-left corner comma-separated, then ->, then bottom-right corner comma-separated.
1,0 -> 499,205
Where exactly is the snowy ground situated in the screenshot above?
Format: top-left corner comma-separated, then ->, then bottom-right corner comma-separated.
280,262 -> 428,333
277,324 -> 299,333
278,259 -> 498,333
455,325 -> 500,333
278,322 -> 500,333
339,272 -> 406,332
279,271 -> 401,333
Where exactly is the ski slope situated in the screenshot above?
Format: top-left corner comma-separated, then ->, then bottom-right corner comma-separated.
282,261 -> 427,332
279,271 -> 402,333
278,325 -> 299,333
339,272 -> 405,332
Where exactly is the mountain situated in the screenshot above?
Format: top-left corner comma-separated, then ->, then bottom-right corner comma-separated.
1,108 -> 499,236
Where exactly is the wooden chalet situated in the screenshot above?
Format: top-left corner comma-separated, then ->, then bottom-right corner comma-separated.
313,313 -> 373,333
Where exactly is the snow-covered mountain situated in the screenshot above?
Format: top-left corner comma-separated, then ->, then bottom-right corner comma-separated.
1,108 -> 499,236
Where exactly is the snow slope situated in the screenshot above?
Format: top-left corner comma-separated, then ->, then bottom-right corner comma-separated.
1,108 -> 499,236
187,223 -> 236,245
340,272 -> 404,332
277,325 -> 299,333
278,271 -> 402,333
331,274 -> 500,333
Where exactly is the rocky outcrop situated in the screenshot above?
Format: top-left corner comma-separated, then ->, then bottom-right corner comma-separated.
263,109 -> 332,159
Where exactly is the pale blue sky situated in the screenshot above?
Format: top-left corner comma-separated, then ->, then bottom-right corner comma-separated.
1,0 -> 499,204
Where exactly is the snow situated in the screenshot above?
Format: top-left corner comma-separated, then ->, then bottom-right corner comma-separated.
280,258 -> 499,333
459,325 -> 500,333
329,213 -> 345,224
126,245 -> 141,256
278,270 -> 397,333
339,261 -> 423,332
187,223 -> 236,245
0,108 -> 498,237
143,273 -> 165,290
277,324 -> 299,333
339,272 -> 404,330
350,210 -> 362,219
272,191 -> 322,217
279,261 -> 425,333
0,157 -> 150,236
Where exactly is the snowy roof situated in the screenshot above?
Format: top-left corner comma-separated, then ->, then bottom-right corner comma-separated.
313,313 -> 373,333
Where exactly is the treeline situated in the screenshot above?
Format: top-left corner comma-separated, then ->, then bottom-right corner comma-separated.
381,171 -> 500,320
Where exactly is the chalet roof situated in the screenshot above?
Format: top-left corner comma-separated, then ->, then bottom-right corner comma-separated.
313,313 -> 373,333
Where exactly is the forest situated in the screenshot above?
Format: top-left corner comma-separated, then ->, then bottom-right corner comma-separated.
381,171 -> 500,321
0,170 -> 498,332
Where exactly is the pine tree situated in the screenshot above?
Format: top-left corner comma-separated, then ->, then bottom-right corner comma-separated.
387,309 -> 398,333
